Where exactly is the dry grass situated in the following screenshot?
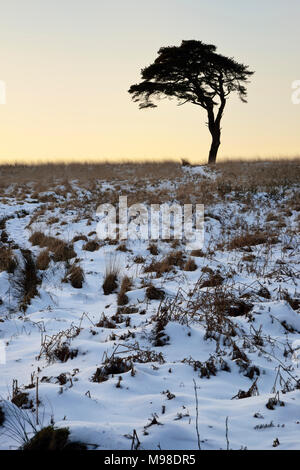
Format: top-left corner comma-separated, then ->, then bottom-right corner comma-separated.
227,231 -> 278,250
103,274 -> 118,295
117,275 -> 132,306
29,232 -> 76,262
0,160 -> 182,188
91,355 -> 132,383
102,256 -> 119,295
1,159 -> 299,212
116,243 -> 128,252
0,246 -> 17,273
36,249 -> 50,270
72,234 -> 88,243
144,250 -> 185,277
13,250 -> 40,311
66,264 -> 84,289
215,158 -> 300,190
200,272 -> 224,288
148,243 -> 159,255
82,240 -> 100,252
184,258 -> 197,271
190,249 -> 205,257
146,285 -> 165,300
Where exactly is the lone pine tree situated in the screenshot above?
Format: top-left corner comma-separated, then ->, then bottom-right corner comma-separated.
128,40 -> 254,164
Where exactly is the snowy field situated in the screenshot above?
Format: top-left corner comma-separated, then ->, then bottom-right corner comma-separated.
0,160 -> 299,450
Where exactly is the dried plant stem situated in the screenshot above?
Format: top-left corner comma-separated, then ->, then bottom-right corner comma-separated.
225,416 -> 229,450
193,379 -> 201,450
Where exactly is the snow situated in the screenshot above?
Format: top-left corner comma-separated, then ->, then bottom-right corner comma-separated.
0,165 -> 300,450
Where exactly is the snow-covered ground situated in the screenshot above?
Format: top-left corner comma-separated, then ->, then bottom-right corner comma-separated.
0,163 -> 299,450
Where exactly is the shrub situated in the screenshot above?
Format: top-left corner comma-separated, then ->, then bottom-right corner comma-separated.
21,426 -> 87,451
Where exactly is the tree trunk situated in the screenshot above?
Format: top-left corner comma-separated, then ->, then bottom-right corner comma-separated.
206,94 -> 226,165
208,126 -> 221,164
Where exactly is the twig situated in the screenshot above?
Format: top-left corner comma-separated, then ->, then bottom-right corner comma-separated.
193,379 -> 201,450
225,416 -> 229,450
36,377 -> 39,426
131,429 -> 140,450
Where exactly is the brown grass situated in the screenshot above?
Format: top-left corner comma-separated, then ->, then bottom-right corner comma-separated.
103,274 -> 118,295
190,249 -> 205,257
36,249 -> 50,270
13,250 -> 40,311
117,275 -> 132,306
148,243 -> 158,255
52,243 -> 76,262
0,160 -> 182,189
91,355 -> 132,383
102,257 -> 119,295
67,264 -> 84,288
144,250 -> 185,277
1,159 -> 299,211
29,231 -> 76,261
72,234 -> 88,243
227,231 -> 278,250
146,285 -> 165,300
82,240 -> 100,252
215,158 -> 300,191
0,246 -> 17,273
183,258 -> 197,271
116,243 -> 128,252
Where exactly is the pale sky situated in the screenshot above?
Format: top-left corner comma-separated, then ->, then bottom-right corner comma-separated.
0,0 -> 299,163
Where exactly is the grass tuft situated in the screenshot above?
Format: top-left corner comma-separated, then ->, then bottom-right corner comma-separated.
21,426 -> 87,451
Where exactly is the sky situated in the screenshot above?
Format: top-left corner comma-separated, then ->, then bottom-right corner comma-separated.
0,0 -> 299,164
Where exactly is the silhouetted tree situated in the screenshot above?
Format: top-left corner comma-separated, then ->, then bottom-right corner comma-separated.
129,40 -> 254,164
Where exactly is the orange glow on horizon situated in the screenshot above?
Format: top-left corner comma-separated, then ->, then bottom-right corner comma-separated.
0,1 -> 299,164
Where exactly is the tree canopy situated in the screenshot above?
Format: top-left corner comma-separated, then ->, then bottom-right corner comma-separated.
129,40 -> 254,163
